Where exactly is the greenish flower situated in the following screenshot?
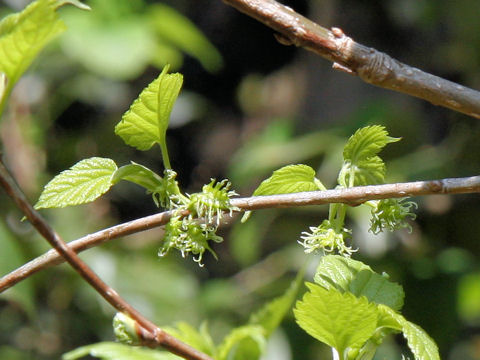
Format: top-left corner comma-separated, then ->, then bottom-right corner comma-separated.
159,216 -> 222,266
187,179 -> 238,225
369,198 -> 417,234
299,220 -> 355,256
152,169 -> 184,209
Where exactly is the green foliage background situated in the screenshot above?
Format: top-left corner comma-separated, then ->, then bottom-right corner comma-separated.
0,0 -> 480,359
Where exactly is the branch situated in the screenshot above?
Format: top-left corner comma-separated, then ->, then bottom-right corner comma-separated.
222,0 -> 480,119
1,175 -> 478,293
0,161 -> 212,360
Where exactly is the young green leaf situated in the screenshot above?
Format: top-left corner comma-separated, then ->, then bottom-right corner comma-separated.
112,162 -> 163,193
252,164 -> 325,196
35,157 -> 117,209
378,305 -> 440,360
314,255 -> 404,311
294,283 -> 378,355
216,325 -> 266,360
349,270 -> 404,311
0,0 -> 88,116
62,341 -> 176,360
115,65 -> 183,152
343,125 -> 399,164
314,255 -> 370,291
339,125 -> 400,186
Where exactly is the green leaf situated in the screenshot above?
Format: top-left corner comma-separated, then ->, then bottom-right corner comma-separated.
314,255 -> 371,291
249,269 -> 304,337
217,325 -> 266,360
314,255 -> 404,311
62,341 -> 177,360
343,125 -> 399,164
0,0 -> 88,116
112,162 -> 163,193
163,322 -> 216,358
349,270 -> 404,311
294,283 -> 378,355
253,164 -> 324,196
378,305 -> 440,360
115,65 -> 183,151
339,125 -> 400,186
35,157 -> 117,209
148,4 -> 223,73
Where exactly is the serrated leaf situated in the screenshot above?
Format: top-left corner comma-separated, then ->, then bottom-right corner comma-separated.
35,157 -> 117,209
163,322 -> 215,357
294,283 -> 378,355
402,321 -> 439,360
62,341 -> 177,360
339,126 -> 400,186
217,325 -> 266,360
314,255 -> 371,291
343,125 -> 399,163
314,255 -> 404,311
249,269 -> 304,337
349,269 -> 404,311
346,156 -> 386,186
0,0 -> 87,116
112,162 -> 163,193
252,164 -> 323,196
378,305 -> 439,360
115,65 -> 183,151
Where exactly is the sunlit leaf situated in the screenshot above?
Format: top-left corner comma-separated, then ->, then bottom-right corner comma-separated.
378,305 -> 440,360
253,164 -> 324,196
294,283 -> 378,355
112,162 -> 163,193
115,65 -> 183,151
343,125 -> 399,164
314,255 -> 404,311
339,125 -> 400,186
35,157 -> 117,209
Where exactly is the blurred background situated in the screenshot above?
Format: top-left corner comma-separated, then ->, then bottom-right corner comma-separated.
1,0 -> 480,359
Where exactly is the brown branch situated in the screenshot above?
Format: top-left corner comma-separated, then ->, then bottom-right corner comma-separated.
222,0 -> 480,119
0,161 -> 212,360
1,175 -> 479,293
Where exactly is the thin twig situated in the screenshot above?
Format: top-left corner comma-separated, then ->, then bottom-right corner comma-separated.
1,175 -> 478,293
0,161 -> 212,360
222,0 -> 480,119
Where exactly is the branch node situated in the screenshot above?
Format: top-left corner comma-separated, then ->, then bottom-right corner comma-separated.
331,27 -> 344,38
332,62 -> 355,75
274,32 -> 294,46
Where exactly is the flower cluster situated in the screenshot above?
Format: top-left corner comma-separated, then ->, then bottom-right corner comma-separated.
159,179 -> 238,266
298,220 -> 355,256
152,169 -> 184,209
369,198 -> 417,234
186,179 -> 238,225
